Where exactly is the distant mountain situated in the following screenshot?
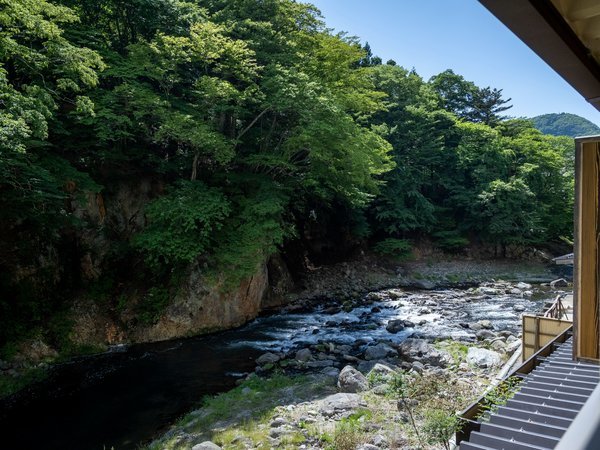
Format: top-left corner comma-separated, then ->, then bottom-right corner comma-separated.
531,113 -> 600,138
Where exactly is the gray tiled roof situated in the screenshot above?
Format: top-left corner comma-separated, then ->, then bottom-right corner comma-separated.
460,338 -> 599,450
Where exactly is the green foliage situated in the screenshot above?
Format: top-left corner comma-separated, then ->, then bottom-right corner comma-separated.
373,238 -> 412,258
0,0 -> 578,349
422,409 -> 460,450
479,376 -> 521,419
133,181 -> 231,269
532,113 -> 600,137
330,413 -> 369,450
432,230 -> 469,253
138,287 -> 170,325
0,367 -> 48,399
430,69 -> 512,126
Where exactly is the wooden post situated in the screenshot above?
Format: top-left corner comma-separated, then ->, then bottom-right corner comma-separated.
574,137 -> 600,361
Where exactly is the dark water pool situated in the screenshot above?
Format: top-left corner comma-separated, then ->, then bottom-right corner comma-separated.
0,329 -> 267,450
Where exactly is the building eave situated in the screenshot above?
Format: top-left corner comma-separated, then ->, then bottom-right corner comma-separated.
479,0 -> 600,112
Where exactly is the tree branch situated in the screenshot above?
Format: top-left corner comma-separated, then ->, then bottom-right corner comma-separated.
236,107 -> 271,142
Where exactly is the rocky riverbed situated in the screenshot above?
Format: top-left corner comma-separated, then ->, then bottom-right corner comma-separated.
150,278 -> 570,450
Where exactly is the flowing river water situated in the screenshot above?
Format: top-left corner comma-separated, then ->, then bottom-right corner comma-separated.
0,284 -> 561,449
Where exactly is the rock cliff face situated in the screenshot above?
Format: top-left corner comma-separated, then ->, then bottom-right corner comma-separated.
69,257 -> 294,346
4,178 -> 296,349
131,263 -> 271,342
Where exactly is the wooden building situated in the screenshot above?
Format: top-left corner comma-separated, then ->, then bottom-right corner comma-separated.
479,0 -> 600,363
458,1 -> 600,449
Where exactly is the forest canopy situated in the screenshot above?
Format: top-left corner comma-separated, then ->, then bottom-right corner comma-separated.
0,0 -> 575,346
531,112 -> 600,138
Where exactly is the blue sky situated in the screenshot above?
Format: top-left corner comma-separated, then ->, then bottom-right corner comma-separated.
309,0 -> 600,126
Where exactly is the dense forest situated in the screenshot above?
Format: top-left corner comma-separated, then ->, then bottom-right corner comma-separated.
532,112 -> 600,138
1,0 -> 575,351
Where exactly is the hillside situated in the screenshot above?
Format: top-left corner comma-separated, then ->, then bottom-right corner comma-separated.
531,112 -> 600,137
1,0 -> 575,359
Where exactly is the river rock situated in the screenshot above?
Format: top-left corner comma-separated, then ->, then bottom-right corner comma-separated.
478,287 -> 501,295
413,280 -> 437,290
403,319 -> 415,328
411,361 -> 424,373
295,348 -> 312,362
319,393 -> 367,416
550,278 -> 568,288
338,365 -> 369,393
469,322 -> 483,331
476,330 -> 496,340
322,367 -> 341,378
386,319 -> 405,334
466,347 -> 502,368
507,339 -> 521,353
398,338 -> 449,367
269,427 -> 288,438
364,343 -> 396,360
490,339 -> 507,353
371,434 -> 389,447
398,338 -> 430,357
513,305 -> 526,312
506,334 -> 518,343
478,320 -> 493,330
516,282 -> 532,290
192,442 -> 221,450
367,363 -> 397,383
306,360 -> 334,369
256,352 -> 280,365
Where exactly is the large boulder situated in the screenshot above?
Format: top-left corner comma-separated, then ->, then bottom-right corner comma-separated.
364,343 -> 396,360
295,348 -> 312,362
398,338 -> 431,360
256,352 -> 280,365
466,347 -> 502,368
550,278 -> 569,288
386,319 -> 405,334
337,365 -> 369,393
476,329 -> 496,341
398,338 -> 450,367
319,393 -> 367,417
192,442 -> 221,450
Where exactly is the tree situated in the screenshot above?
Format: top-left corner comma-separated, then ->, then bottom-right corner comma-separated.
429,70 -> 512,126
471,86 -> 512,126
476,177 -> 541,248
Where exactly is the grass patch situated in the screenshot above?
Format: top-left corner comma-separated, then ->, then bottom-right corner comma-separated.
0,367 -> 48,399
435,340 -> 469,367
149,373 -> 333,450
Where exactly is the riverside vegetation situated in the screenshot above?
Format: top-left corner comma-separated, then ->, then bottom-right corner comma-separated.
149,274 -> 559,450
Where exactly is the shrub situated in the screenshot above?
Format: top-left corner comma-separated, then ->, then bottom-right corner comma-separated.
132,181 -> 230,270
373,238 -> 412,258
422,409 -> 460,450
433,230 -> 469,253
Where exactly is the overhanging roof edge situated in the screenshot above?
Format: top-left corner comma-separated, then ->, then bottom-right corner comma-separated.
479,0 -> 600,113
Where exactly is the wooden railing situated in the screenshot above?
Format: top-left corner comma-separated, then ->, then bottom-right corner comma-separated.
456,326 -> 573,445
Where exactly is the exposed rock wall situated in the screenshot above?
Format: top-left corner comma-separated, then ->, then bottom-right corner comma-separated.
131,263 -> 271,342
69,257 -> 296,346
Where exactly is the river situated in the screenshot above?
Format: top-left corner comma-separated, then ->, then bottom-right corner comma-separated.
0,284 -> 559,449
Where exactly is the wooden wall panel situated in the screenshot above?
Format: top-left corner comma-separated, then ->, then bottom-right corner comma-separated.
574,139 -> 600,361
522,315 -> 573,361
